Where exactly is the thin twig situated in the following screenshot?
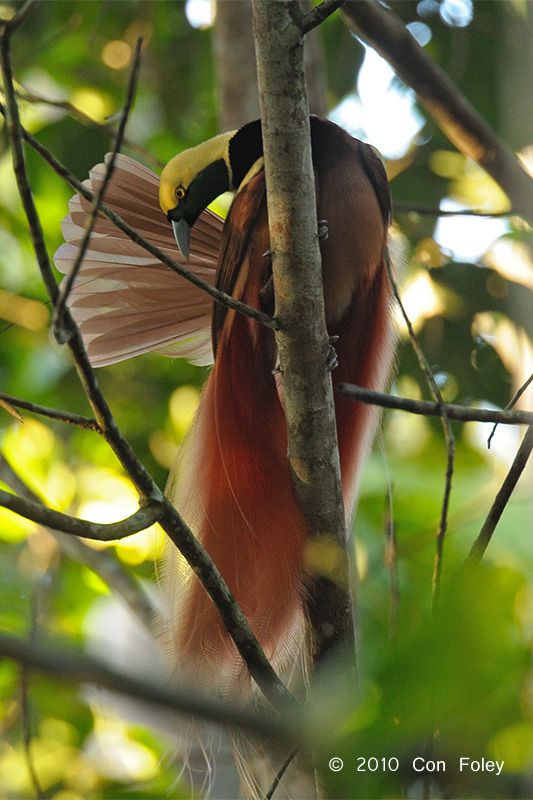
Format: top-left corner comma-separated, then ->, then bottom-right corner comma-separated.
385,246 -> 453,800
53,37 -> 143,344
0,391 -> 100,431
488,370 -> 533,448
0,631 -> 299,746
20,679 -> 43,799
299,0 -> 345,33
0,0 -> 36,34
468,424 -> 533,563
0,395 -> 23,422
265,748 -> 299,800
337,384 -> 533,427
384,251 -> 455,610
379,437 -> 398,637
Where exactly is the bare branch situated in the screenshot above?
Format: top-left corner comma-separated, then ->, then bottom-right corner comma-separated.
468,425 -> 533,563
0,391 -> 100,431
337,384 -> 533,427
300,0 -> 345,34
252,0 -> 354,665
0,395 -> 23,422
0,489 -> 162,540
0,18 -> 59,304
341,0 -> 533,223
265,748 -> 299,800
0,631 -> 299,745
0,0 -> 36,34
19,667 -> 44,799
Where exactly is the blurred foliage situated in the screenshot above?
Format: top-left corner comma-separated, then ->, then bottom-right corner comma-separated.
0,0 -> 532,798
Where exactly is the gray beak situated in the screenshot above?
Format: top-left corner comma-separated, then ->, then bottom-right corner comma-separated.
171,217 -> 191,260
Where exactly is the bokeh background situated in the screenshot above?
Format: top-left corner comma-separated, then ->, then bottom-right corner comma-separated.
1,1 -> 533,797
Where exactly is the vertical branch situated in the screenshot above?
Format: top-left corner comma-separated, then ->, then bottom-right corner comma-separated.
251,0 -> 354,663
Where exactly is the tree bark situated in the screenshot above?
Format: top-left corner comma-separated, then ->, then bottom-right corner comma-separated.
252,0 -> 354,668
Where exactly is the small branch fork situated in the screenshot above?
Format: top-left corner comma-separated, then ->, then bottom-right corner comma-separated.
0,2 -> 292,714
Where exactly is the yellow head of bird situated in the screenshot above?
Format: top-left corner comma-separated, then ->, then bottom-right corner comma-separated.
159,132 -> 236,259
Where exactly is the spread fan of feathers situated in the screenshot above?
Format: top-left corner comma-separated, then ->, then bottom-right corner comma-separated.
54,117 -> 396,798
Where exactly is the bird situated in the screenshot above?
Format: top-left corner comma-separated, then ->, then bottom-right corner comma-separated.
54,114 -> 394,707
157,115 -> 394,694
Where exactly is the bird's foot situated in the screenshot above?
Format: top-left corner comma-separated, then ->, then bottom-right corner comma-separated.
327,335 -> 339,371
317,219 -> 329,241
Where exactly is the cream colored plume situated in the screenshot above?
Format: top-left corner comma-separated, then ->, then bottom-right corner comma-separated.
53,153 -> 223,366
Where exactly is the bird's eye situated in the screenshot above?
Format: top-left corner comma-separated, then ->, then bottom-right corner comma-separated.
175,186 -> 186,201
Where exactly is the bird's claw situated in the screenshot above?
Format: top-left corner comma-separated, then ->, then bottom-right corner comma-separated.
327,335 -> 339,371
317,219 -> 329,241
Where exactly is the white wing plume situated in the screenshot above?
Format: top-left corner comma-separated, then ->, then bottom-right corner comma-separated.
53,153 -> 223,367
